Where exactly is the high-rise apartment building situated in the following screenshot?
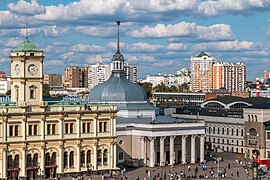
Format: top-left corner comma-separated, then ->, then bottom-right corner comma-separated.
44,74 -> 63,86
64,67 -> 88,88
124,64 -> 137,83
190,51 -> 215,91
213,62 -> 246,92
88,63 -> 111,90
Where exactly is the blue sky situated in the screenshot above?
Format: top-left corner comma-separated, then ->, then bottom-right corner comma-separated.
1,0 -> 270,80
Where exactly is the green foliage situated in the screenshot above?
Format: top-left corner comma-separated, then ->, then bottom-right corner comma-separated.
43,83 -> 50,96
154,82 -> 189,92
6,90 -> 11,96
138,82 -> 153,98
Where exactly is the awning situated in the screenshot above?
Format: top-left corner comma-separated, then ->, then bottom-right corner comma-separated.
7,168 -> 20,172
26,167 -> 39,171
45,165 -> 58,169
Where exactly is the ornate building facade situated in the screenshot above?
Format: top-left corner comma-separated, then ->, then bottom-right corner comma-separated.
0,36 -> 117,180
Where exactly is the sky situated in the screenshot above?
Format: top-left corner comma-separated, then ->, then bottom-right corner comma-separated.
1,0 -> 270,80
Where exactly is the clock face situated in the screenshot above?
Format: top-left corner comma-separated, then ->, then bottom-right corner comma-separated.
15,64 -> 20,74
28,64 -> 37,75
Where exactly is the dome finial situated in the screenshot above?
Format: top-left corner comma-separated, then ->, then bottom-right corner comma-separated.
26,23 -> 29,40
116,20 -> 121,53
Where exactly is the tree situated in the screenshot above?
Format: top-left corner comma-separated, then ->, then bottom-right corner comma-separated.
138,82 -> 152,98
6,90 -> 11,96
43,84 -> 50,96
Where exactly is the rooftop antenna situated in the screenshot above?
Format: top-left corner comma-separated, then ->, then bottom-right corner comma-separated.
116,20 -> 121,53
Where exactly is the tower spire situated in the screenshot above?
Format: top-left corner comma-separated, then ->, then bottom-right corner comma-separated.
26,23 -> 29,40
116,20 -> 121,53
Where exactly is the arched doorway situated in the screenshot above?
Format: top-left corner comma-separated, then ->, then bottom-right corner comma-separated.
7,154 -> 20,180
44,152 -> 57,179
26,153 -> 39,180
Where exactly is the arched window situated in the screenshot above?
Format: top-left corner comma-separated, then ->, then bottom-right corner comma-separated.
81,150 -> 85,167
97,149 -> 102,165
33,153 -> 38,166
248,115 -> 250,121
27,154 -> 32,167
249,128 -> 258,136
222,128 -> 224,134
255,115 -> 258,122
241,129 -> 244,136
213,127 -> 215,134
45,153 -> 50,166
87,150 -> 91,164
69,151 -> 74,168
231,129 -> 234,136
103,149 -> 108,165
51,152 -> 56,165
208,127 -> 211,133
236,129 -> 239,136
8,155 -> 13,169
14,155 -> 19,168
251,115 -> 254,122
217,127 -> 220,134
227,128 -> 229,135
64,152 -> 68,168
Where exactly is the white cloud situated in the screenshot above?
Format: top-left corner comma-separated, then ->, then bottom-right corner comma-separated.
5,38 -> 22,48
128,22 -> 234,41
75,26 -> 116,37
127,42 -> 164,52
125,55 -> 156,63
196,0 -> 270,17
193,40 -> 256,51
167,43 -> 187,51
8,0 -> 46,16
152,60 -> 175,67
71,44 -> 106,53
85,53 -> 112,64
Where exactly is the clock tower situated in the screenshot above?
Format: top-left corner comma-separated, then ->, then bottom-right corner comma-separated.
10,36 -> 44,106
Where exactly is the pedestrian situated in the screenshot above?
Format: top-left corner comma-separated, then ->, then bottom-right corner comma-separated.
237,171 -> 239,177
231,171 -> 234,176
228,163 -> 231,169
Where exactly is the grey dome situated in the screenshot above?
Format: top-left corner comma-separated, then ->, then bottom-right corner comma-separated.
90,72 -> 147,102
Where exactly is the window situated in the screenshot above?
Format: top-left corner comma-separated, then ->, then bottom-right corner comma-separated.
30,89 -> 35,99
52,124 -> 56,135
69,151 -> 74,167
27,154 -> 32,167
208,127 -> 211,133
9,125 -> 13,136
236,129 -> 239,136
45,153 -> 50,166
227,140 -> 229,144
14,125 -> 18,136
82,123 -> 86,133
14,155 -> 19,168
104,122 -> 107,132
213,127 -> 215,134
29,125 -> 33,135
70,123 -> 73,134
52,152 -> 56,165
222,139 -> 224,144
217,127 -> 220,134
87,123 -> 91,133
81,151 -> 85,167
99,122 -> 103,132
103,149 -> 108,165
231,129 -> 234,136
267,132 -> 270,139
118,152 -> 124,161
7,155 -> 13,169
267,151 -> 270,158
222,128 -> 224,134
30,53 -> 34,56
47,124 -> 51,135
65,123 -> 69,134
241,129 -> 244,136
87,150 -> 91,164
97,150 -> 102,165
33,153 -> 38,166
227,128 -> 229,135
64,152 -> 68,168
34,125 -> 38,135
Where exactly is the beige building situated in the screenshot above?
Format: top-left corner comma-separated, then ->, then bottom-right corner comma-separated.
190,51 -> 215,92
0,36 -> 117,179
43,74 -> 63,87
64,67 -> 88,88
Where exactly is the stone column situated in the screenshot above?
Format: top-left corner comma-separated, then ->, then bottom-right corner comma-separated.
149,137 -> 156,167
76,144 -> 81,172
140,137 -> 145,162
191,135 -> 196,164
59,118 -> 64,139
113,142 -> 117,169
93,143 -> 97,170
160,137 -> 166,166
2,147 -> 7,179
21,147 -> 27,178
170,136 -> 175,165
3,119 -> 7,141
200,135 -> 205,163
40,146 -> 45,177
181,136 -> 187,164
58,145 -> 64,174
22,118 -> 26,140
41,118 -> 45,139
77,116 -> 81,138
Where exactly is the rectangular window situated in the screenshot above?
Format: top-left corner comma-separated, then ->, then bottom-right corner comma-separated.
103,122 -> 107,132
82,123 -> 86,133
47,124 -> 51,135
118,152 -> 124,161
99,122 -> 103,132
70,123 -> 73,134
14,125 -> 18,136
29,125 -> 33,136
87,123 -> 91,133
267,132 -> 270,139
65,123 -> 69,134
52,124 -> 56,135
9,125 -> 13,136
30,90 -> 35,99
34,125 -> 38,135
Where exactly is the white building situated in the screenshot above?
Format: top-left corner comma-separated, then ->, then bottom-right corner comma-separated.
124,64 -> 137,83
144,74 -> 190,87
0,77 -> 11,95
88,63 -> 111,90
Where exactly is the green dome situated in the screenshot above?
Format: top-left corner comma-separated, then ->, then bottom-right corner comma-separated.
15,37 -> 38,51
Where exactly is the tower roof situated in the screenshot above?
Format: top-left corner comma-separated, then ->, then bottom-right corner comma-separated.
196,51 -> 211,57
15,37 -> 39,52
